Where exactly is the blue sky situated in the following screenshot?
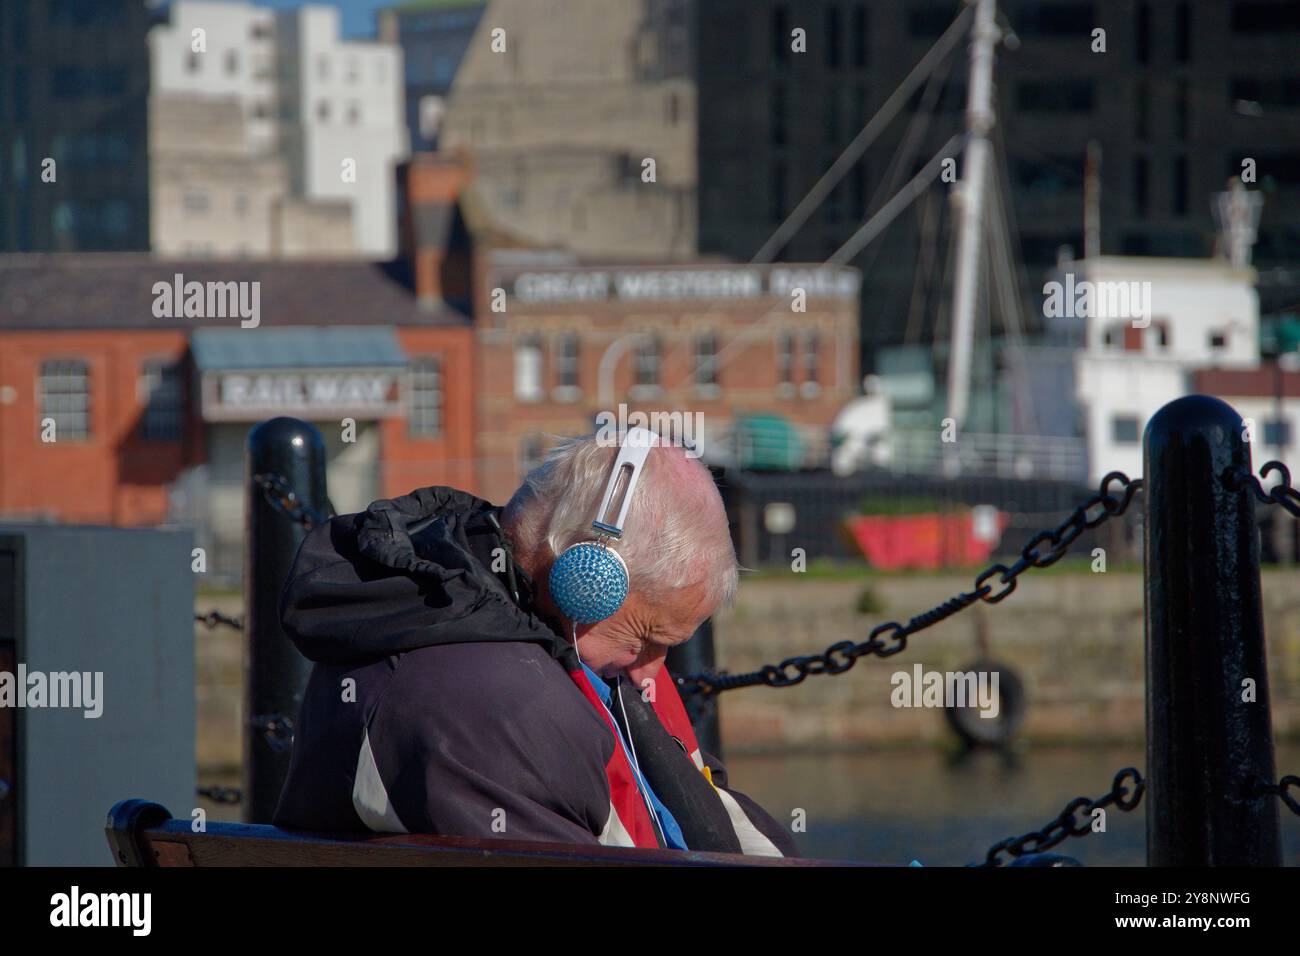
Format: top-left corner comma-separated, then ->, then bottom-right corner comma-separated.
249,0 -> 393,38
152,1 -> 397,39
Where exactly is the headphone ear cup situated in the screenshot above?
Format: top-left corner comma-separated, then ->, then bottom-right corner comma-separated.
548,542 -> 630,625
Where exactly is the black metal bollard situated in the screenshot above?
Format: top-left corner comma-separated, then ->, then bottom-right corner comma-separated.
667,618 -> 723,758
1144,395 -> 1281,865
244,418 -> 330,824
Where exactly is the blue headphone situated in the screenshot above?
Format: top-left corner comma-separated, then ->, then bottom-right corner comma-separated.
548,427 -> 657,625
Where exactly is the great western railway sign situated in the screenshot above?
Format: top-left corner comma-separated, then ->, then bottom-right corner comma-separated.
199,369 -> 400,422
490,265 -> 862,305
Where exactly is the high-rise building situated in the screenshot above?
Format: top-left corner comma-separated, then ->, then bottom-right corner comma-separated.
0,0 -> 151,252
379,0 -> 487,152
695,0 -> 1300,365
151,1 -> 409,258
437,0 -> 697,260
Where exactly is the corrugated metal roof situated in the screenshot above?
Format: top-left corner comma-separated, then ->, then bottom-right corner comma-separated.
191,327 -> 407,370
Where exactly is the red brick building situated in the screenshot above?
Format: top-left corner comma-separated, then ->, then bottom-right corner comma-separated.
400,153 -> 863,503
1,153 -> 860,576
0,255 -> 476,579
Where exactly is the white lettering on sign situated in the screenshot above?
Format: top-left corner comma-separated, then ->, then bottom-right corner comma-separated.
504,267 -> 858,304
217,373 -> 394,410
515,271 -> 610,303
769,267 -> 861,299
613,269 -> 762,301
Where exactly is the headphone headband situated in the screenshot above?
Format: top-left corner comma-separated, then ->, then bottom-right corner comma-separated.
548,427 -> 657,625
591,427 -> 657,539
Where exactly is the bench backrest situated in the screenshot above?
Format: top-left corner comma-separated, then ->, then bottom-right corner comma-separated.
106,799 -> 857,867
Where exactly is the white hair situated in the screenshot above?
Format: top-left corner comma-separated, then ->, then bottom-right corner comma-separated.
503,434 -> 739,610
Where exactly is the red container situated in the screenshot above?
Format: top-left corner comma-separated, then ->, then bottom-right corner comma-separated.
846,511 -> 1006,570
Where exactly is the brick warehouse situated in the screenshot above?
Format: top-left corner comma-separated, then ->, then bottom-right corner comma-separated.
405,152 -> 862,503
0,255 -> 475,579
1,153 -> 860,574
473,255 -> 862,503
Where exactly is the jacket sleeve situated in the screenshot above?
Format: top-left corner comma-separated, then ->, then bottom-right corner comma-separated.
701,751 -> 802,858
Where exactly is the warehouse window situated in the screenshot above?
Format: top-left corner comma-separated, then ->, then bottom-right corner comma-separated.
407,357 -> 442,438
515,336 -> 543,401
555,334 -> 580,391
1264,419 -> 1293,447
634,335 -> 661,388
520,434 -> 546,477
695,332 -> 719,388
778,332 -> 795,392
824,6 -> 841,68
801,330 -> 821,397
1016,80 -> 1094,112
1112,415 -> 1141,444
140,358 -> 183,442
851,5 -> 868,68
39,359 -> 91,441
772,5 -> 790,70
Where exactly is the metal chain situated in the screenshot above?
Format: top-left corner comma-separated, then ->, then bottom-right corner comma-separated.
195,610 -> 243,632
252,472 -> 331,530
677,471 -> 1144,697
976,768 -> 1146,866
1252,774 -> 1300,817
196,785 -> 243,805
1226,460 -> 1300,518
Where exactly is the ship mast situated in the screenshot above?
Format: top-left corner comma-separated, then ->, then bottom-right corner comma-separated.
945,0 -> 999,430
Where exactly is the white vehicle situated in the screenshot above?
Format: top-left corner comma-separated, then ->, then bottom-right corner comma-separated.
830,376 -> 894,476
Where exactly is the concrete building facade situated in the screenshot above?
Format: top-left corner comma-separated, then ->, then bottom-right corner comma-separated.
150,1 -> 408,257
438,0 -> 697,260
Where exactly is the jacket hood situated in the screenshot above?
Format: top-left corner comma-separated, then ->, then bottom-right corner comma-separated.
279,485 -> 574,668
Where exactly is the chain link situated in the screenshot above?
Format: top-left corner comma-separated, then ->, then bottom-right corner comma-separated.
677,471 -> 1143,697
1252,774 -> 1300,817
253,473 -> 332,530
1226,460 -> 1300,518
975,767 -> 1145,866
195,610 -> 243,632
234,460 -> 1292,856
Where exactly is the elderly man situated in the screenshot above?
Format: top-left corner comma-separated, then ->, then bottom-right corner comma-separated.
273,429 -> 796,857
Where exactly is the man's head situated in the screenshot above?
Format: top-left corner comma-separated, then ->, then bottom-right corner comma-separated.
501,433 -> 739,684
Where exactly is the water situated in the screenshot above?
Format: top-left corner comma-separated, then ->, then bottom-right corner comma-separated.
726,744 -> 1300,866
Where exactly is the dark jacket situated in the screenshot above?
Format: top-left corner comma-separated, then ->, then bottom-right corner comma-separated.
273,486 -> 797,856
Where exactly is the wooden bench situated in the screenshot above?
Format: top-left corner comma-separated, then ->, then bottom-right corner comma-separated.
106,799 -> 862,867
